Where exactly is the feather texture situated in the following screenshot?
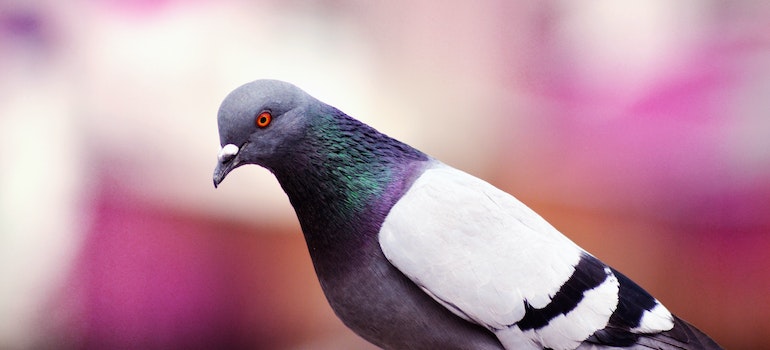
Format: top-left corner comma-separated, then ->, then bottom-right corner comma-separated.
215,80 -> 724,350
379,162 -> 695,349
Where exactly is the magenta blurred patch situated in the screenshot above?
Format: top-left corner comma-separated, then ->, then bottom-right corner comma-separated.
50,173 -> 308,349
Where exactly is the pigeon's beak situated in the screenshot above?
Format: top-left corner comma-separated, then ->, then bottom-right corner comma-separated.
213,143 -> 240,188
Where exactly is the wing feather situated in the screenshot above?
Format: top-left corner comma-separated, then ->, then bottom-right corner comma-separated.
379,163 -> 618,348
378,163 -> 722,349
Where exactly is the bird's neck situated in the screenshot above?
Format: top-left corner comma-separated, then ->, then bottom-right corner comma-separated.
271,108 -> 428,269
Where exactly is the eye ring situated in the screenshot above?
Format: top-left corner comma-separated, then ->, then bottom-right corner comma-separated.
256,111 -> 272,128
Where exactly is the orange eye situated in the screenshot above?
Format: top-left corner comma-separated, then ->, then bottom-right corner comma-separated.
256,111 -> 272,128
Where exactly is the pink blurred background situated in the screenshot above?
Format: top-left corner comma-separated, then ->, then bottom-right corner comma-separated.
2,0 -> 769,349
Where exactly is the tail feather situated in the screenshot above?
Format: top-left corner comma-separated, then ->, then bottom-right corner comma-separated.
635,316 -> 722,350
584,316 -> 723,349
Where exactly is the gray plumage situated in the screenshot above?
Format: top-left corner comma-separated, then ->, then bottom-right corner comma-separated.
212,79 -> 722,350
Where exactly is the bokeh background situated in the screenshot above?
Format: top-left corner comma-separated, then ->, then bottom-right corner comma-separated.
2,0 -> 769,349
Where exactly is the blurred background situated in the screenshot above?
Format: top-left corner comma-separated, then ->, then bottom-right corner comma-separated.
1,0 -> 769,349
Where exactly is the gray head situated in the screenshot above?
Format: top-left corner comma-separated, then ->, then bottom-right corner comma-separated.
212,80 -> 429,273
213,79 -> 315,187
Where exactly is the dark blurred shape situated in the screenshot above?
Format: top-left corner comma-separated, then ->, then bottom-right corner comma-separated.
0,6 -> 51,49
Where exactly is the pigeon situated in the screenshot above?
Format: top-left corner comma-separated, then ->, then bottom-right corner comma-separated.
212,79 -> 723,350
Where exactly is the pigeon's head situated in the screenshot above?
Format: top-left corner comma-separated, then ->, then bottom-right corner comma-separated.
213,79 -> 313,188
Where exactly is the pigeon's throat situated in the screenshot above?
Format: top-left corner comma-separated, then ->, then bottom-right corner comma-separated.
271,114 -> 428,248
275,147 -> 393,224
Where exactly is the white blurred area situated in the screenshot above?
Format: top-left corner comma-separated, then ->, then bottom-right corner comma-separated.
1,0 -> 769,349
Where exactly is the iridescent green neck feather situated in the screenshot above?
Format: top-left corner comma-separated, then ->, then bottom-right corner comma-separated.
268,105 -> 428,264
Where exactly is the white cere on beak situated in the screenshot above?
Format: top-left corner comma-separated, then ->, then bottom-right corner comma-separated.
218,143 -> 239,163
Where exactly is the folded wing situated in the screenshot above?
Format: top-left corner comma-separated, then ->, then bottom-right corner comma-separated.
379,163 -> 677,349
